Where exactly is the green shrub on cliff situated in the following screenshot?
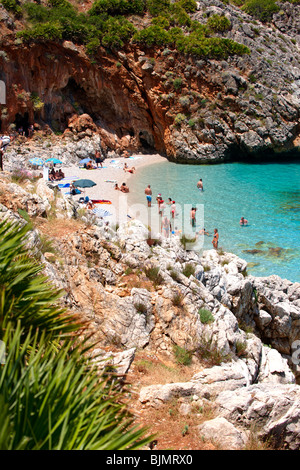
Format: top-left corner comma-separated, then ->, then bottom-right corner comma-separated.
177,0 -> 197,13
146,0 -> 170,16
23,2 -> 49,22
132,24 -> 171,47
174,113 -> 186,126
177,35 -> 250,59
0,0 -> 22,16
20,0 -> 137,48
169,3 -> 192,26
30,92 -> 44,112
207,14 -> 231,33
151,15 -> 170,29
17,0 -> 250,59
199,308 -> 215,324
89,0 -> 146,16
17,22 -> 63,42
228,0 -> 281,21
101,16 -> 136,48
173,77 -> 183,90
242,0 -> 280,22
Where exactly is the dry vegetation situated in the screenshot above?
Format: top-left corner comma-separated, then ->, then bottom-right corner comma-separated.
124,350 -> 273,450
125,351 -> 218,450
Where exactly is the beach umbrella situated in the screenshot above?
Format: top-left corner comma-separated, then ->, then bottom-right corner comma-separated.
29,157 -> 44,166
79,158 -> 91,165
46,158 -> 62,165
74,179 -> 96,188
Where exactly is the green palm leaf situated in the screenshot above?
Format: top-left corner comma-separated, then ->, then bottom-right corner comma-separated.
0,219 -> 152,450
0,219 -> 79,338
0,324 -> 151,450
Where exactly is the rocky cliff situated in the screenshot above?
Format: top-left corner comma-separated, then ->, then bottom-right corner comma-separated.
0,0 -> 300,162
0,170 -> 299,449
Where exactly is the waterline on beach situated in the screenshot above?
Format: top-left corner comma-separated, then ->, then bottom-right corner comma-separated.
127,159 -> 300,283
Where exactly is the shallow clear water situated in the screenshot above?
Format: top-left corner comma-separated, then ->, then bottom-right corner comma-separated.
129,159 -> 300,282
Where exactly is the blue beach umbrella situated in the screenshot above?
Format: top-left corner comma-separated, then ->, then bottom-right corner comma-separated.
74,179 -> 96,188
79,158 -> 91,166
46,157 -> 62,165
29,157 -> 44,166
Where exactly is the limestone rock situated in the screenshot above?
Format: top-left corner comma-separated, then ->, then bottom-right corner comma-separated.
91,347 -> 136,376
216,383 -> 300,449
198,417 -> 247,450
257,346 -> 296,384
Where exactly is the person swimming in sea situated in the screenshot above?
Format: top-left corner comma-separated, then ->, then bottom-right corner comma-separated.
198,228 -> 210,236
240,217 -> 248,226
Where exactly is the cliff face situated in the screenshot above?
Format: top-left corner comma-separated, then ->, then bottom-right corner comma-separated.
0,40 -> 167,154
0,0 -> 300,162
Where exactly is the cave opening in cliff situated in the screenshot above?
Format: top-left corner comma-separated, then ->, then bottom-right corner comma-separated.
61,78 -> 122,133
139,130 -> 156,153
14,112 -> 30,136
61,78 -> 91,119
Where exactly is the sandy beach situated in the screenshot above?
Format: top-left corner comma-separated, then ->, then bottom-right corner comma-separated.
59,153 -> 167,224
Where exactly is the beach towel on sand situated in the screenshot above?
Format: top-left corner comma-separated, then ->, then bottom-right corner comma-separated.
91,199 -> 112,204
92,208 -> 112,218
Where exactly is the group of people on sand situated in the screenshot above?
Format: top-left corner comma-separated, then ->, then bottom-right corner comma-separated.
49,167 -> 65,181
114,182 -> 130,193
113,162 -> 135,192
84,150 -> 104,169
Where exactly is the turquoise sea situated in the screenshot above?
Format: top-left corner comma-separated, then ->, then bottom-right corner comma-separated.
129,159 -> 300,283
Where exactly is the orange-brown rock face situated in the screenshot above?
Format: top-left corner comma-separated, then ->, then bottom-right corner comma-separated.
0,40 -> 172,155
1,30 -> 299,163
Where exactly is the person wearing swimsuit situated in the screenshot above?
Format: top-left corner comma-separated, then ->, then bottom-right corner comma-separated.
212,228 -> 219,249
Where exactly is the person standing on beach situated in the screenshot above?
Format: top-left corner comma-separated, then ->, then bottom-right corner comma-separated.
212,229 -> 219,249
95,149 -> 103,168
171,201 -> 176,219
145,185 -> 152,207
197,178 -> 203,191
